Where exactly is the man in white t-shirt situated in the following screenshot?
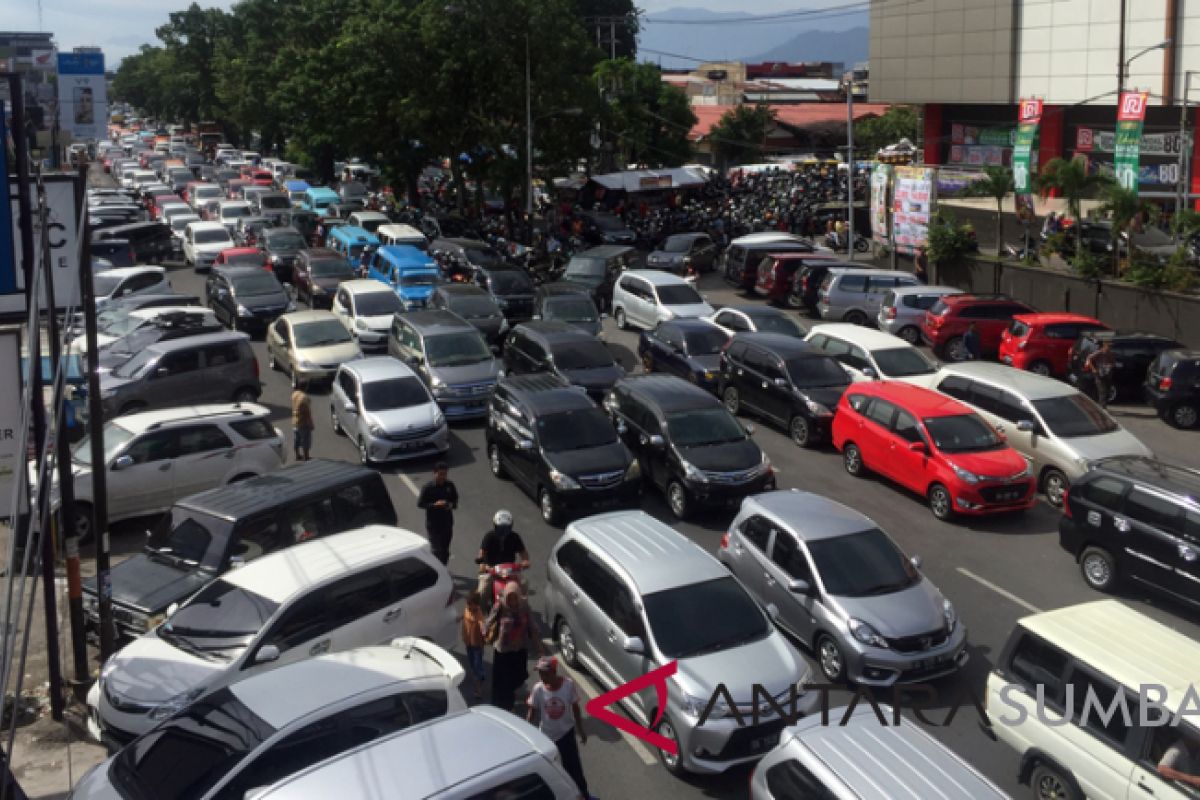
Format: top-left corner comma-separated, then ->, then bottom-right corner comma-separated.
1159,734 -> 1200,790
527,656 -> 592,799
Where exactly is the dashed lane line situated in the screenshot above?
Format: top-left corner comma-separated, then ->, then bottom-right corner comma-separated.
397,472 -> 420,497
956,567 -> 1043,614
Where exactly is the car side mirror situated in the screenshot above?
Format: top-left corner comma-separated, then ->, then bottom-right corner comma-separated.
253,644 -> 280,665
1016,420 -> 1035,432
112,455 -> 134,471
861,367 -> 877,379
787,579 -> 812,595
517,439 -> 534,451
910,555 -> 923,569
908,441 -> 927,454
647,434 -> 664,448
622,636 -> 645,655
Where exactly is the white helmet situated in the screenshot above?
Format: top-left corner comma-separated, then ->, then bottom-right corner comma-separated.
493,510 -> 513,528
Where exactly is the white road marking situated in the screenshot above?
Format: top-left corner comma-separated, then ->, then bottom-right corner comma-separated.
398,473 -> 420,497
956,567 -> 1042,614
541,639 -> 658,765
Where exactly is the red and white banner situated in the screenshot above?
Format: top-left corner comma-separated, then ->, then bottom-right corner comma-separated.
1117,91 -> 1149,123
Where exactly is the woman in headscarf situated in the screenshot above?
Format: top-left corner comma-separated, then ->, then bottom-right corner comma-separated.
485,582 -> 542,712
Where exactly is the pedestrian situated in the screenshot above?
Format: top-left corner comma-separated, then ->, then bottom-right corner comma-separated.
527,656 -> 591,799
962,322 -> 982,361
417,461 -> 458,565
1085,340 -> 1116,409
484,582 -> 541,712
462,591 -> 486,700
914,247 -> 929,283
290,379 -> 314,461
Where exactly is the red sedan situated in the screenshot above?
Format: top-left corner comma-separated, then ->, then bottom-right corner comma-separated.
832,381 -> 1035,520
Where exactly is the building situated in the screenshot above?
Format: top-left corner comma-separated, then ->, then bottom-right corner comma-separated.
0,32 -> 57,155
868,0 -> 1200,205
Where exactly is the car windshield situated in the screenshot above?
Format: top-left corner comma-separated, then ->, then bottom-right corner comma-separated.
566,257 -> 604,277
294,319 -> 353,347
553,341 -> 613,370
231,273 -> 281,296
401,273 -> 439,287
310,259 -> 355,279
111,348 -> 156,379
94,273 -> 123,296
158,579 -> 278,661
545,298 -> 597,323
1032,394 -> 1119,437
147,507 -> 232,570
750,313 -> 804,337
924,413 -> 1003,453
807,528 -> 920,598
663,238 -> 692,253
259,195 -> 289,209
537,408 -> 618,452
425,332 -> 491,366
267,232 -> 306,250
226,252 -> 263,267
489,271 -> 533,294
666,407 -> 746,447
72,423 -> 135,466
643,577 -> 768,659
100,314 -> 147,337
362,376 -> 430,410
355,292 -> 404,316
656,284 -> 703,306
464,247 -> 502,267
221,205 -> 251,219
874,347 -> 937,377
195,229 -> 232,244
448,295 -> 499,318
786,356 -> 850,387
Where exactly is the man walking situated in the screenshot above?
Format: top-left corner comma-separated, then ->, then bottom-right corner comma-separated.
291,380 -> 314,462
1085,340 -> 1117,409
527,656 -> 592,799
962,322 -> 982,361
418,461 -> 458,565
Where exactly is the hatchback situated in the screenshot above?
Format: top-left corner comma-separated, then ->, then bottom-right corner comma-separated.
1145,348 -> 1200,428
833,381 -> 1036,520
330,279 -> 404,352
638,319 -> 729,392
876,285 -> 961,345
330,357 -> 448,464
92,266 -> 171,311
998,312 -> 1109,377
921,294 -> 1036,361
612,270 -> 714,331
267,310 -> 363,388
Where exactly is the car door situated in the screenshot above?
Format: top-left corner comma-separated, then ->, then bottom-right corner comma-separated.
755,351 -> 793,426
171,424 -> 237,500
1119,488 -> 1191,598
553,541 -> 616,685
332,369 -> 360,436
630,278 -> 655,328
724,514 -> 775,606
268,318 -> 292,372
738,345 -> 771,414
971,383 -> 1040,465
106,429 -> 179,517
763,527 -> 819,644
145,348 -> 202,408
651,325 -> 685,378
1130,725 -> 1200,800
858,397 -> 896,476
250,588 -> 346,671
498,395 -> 538,491
888,408 -> 931,495
331,287 -> 352,330
599,578 -> 655,721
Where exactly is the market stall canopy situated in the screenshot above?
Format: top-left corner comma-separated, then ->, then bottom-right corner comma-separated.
588,167 -> 711,192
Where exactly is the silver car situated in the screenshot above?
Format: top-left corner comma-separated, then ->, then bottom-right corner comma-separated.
544,510 -> 814,776
330,357 -> 448,464
817,268 -> 920,325
719,491 -> 967,686
877,285 -> 962,345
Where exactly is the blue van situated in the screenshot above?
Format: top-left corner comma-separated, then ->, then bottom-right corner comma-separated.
284,180 -> 310,206
302,186 -> 340,214
367,245 -> 441,310
327,225 -> 380,271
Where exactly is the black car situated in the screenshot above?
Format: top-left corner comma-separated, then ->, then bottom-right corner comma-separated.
718,333 -> 850,448
1145,349 -> 1200,429
645,233 -> 718,275
604,374 -> 773,519
259,226 -> 308,283
560,246 -> 634,313
1067,330 -> 1182,404
207,266 -> 292,333
293,248 -> 356,309
503,322 -> 624,402
93,222 -> 175,264
90,239 -> 136,269
789,261 -> 841,313
471,263 -> 536,322
532,283 -> 603,338
422,216 -> 481,242
637,319 -> 729,393
429,237 -> 505,271
429,283 -> 508,347
577,210 -> 635,246
486,374 -> 641,525
1059,456 -> 1200,610
95,312 -> 225,371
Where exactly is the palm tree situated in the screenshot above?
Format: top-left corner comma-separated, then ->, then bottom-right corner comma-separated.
1098,184 -> 1156,275
1034,157 -> 1114,260
966,165 -> 1015,256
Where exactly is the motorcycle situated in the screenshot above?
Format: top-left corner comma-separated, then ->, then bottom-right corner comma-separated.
824,231 -> 871,254
483,561 -> 529,609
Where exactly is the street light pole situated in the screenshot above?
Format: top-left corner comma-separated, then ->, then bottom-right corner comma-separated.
525,33 -> 533,217
1179,71 -> 1197,213
847,84 -> 855,262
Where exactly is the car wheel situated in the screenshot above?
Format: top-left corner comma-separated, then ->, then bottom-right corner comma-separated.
843,443 -> 865,477
1080,546 -> 1119,592
232,387 -> 257,403
722,386 -> 741,415
897,325 -> 920,345
1029,360 -> 1052,377
789,415 -> 813,448
816,633 -> 846,683
330,406 -> 342,435
539,488 -> 561,526
655,715 -> 685,776
1170,402 -> 1199,429
843,310 -> 869,326
1042,468 -> 1069,507
557,618 -> 580,668
72,502 -> 94,544
614,307 -> 628,330
641,353 -> 654,373
358,438 -> 372,466
944,336 -> 968,362
1031,763 -> 1081,800
667,480 -> 690,520
488,443 -> 507,479
928,483 -> 954,521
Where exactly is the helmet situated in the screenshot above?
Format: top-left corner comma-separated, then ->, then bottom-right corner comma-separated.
493,510 -> 513,528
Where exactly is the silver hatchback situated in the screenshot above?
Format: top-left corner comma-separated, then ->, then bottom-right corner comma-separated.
330,357 -> 448,464
877,285 -> 962,345
719,491 -> 967,686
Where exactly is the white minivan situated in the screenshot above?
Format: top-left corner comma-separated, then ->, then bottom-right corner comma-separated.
611,269 -> 713,330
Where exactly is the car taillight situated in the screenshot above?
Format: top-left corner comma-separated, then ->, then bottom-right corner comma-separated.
884,307 -> 897,320
1061,487 -> 1072,518
1159,376 -> 1173,391
719,531 -> 730,550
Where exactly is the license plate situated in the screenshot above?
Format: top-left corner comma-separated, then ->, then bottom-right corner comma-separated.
593,497 -> 620,509
395,440 -> 426,451
995,489 -> 1021,501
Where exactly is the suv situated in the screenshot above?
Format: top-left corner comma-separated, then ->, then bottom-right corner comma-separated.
612,270 -> 713,331
470,263 -> 537,322
60,404 -> 282,541
921,294 -> 1036,361
638,319 -> 729,393
1059,456 -> 1200,608
503,321 -> 625,402
93,222 -> 175,265
817,268 -> 921,325
756,253 -> 838,307
998,312 -> 1109,377
1145,349 -> 1200,429
388,309 -> 499,420
1067,330 -> 1181,405
719,333 -> 850,448
544,511 -> 813,776
605,374 -> 773,519
722,233 -> 815,292
486,374 -> 640,524
260,226 -> 309,283
183,220 -> 235,271
429,283 -> 508,346
876,285 -> 961,345
532,282 -> 604,338
208,265 -> 293,332
560,245 -> 635,313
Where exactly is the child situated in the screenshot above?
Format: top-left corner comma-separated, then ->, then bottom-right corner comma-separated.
461,591 -> 486,700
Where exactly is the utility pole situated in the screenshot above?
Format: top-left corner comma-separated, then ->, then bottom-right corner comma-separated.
525,34 -> 533,217
847,85 -> 855,263
1179,72 -> 1195,214
1117,0 -> 1127,97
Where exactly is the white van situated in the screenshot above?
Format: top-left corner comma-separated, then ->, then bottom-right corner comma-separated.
987,600 -> 1200,800
376,222 -> 427,249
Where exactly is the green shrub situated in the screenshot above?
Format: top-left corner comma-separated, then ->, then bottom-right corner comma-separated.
1069,249 -> 1105,280
927,211 -> 974,267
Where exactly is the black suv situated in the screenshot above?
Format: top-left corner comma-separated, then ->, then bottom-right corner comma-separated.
207,266 -> 292,333
1059,456 -> 1200,610
259,226 -> 309,283
467,263 -> 536,323
429,283 -> 507,347
604,374 -> 773,519
532,282 -> 603,338
486,374 -> 641,525
93,221 -> 175,264
1145,349 -> 1200,428
1067,330 -> 1181,404
503,322 -> 625,402
718,333 -> 851,448
560,246 -> 635,313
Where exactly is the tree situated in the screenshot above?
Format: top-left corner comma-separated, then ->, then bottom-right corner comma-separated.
153,3 -> 230,123
965,166 -> 1015,257
855,105 -> 918,154
576,0 -> 638,58
594,59 -> 695,170
1035,157 -> 1114,260
1098,184 -> 1157,275
708,103 -> 775,169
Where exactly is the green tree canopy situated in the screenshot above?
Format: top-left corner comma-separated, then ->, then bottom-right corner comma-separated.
708,103 -> 775,169
855,105 -> 918,154
594,59 -> 695,170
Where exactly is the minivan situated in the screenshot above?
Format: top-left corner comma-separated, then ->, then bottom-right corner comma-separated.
503,321 -> 625,402
561,245 -> 636,312
612,270 -> 714,331
722,233 -> 816,292
1067,330 -> 1181,405
818,268 -> 921,325
388,309 -> 499,420
92,222 -> 175,264
1145,349 -> 1200,429
877,285 -> 962,345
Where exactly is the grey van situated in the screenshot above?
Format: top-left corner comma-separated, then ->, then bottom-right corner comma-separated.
818,268 -> 921,325
98,331 -> 261,417
388,309 -> 499,420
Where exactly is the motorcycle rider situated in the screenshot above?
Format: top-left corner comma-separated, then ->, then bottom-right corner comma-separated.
476,510 -> 531,603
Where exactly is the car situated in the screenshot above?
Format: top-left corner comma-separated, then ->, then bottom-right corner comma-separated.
612,270 -> 714,331
234,214 -> 270,247
347,209 -> 389,233
216,199 -> 254,233
876,285 -> 962,345
260,225 -> 309,283
428,237 -> 503,273
94,220 -> 177,264
502,322 -> 623,403
468,263 -> 537,322
933,361 -> 1155,506
722,232 -> 816,292
998,312 -> 1109,377
1145,348 -> 1200,428
208,266 -> 294,332
1067,330 -> 1181,405
213,245 -> 267,270
833,381 -> 1037,520
93,311 -> 228,373
267,310 -> 363,388
429,283 -> 508,346
365,244 -> 441,310
387,309 -> 499,420
183,220 -> 235,271
376,222 -> 428,249
187,182 -> 224,212
330,279 -> 404,352
330,357 -> 449,464
705,305 -> 807,339
165,211 -> 201,251
605,374 -> 774,519
530,282 -> 604,339
1058,456 -> 1200,608
804,323 -> 940,385
87,239 -> 136,270
87,305 -> 219,356
577,209 -> 636,245
55,403 -> 282,541
544,510 -> 814,776
817,268 -> 922,325
251,190 -> 291,216
920,293 -> 1036,361
92,266 -> 171,312
487,374 -> 640,524
719,333 -> 850,448
87,525 -> 459,747
645,232 -> 718,276
755,253 -> 839,307
78,293 -> 201,340
638,319 -> 728,393
560,245 -> 636,313
293,247 -> 357,308
721,490 -> 968,684
74,638 -> 466,796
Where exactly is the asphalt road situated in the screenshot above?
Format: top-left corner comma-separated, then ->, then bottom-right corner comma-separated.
104,252 -> 1191,800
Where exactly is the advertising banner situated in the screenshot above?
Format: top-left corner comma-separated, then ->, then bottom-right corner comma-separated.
1074,128 -> 1183,156
1114,91 -> 1149,192
892,166 -> 937,255
0,176 -> 81,316
870,163 -> 892,246
1013,98 -> 1043,195
57,52 -> 107,141
0,331 -> 23,519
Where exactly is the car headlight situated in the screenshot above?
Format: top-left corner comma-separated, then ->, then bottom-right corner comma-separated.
804,398 -> 833,417
549,469 -> 580,490
367,421 -> 385,436
703,370 -> 715,381
943,599 -> 957,633
100,655 -> 120,682
1014,462 -> 1032,479
431,375 -> 445,389
433,410 -> 445,428
297,358 -> 316,369
147,686 -> 207,721
949,462 -> 980,484
269,254 -> 280,263
625,460 -> 640,481
681,460 -> 707,482
849,617 -> 889,648
355,317 -> 368,330
285,301 -> 297,312
1075,456 -> 1091,472
680,690 -> 723,719
236,304 -> 252,317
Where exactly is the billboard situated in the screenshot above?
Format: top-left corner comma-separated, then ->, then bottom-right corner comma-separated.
892,167 -> 937,255
0,176 -> 81,316
57,52 -> 107,141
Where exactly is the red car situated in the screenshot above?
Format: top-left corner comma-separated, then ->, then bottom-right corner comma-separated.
998,313 -> 1109,377
832,381 -> 1035,520
920,294 -> 1035,362
147,191 -> 184,220
249,168 -> 274,187
754,252 -> 834,306
214,247 -> 270,270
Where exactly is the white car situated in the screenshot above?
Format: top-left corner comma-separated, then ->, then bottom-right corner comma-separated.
188,183 -> 224,213
87,525 -> 460,745
168,212 -> 201,248
217,200 -> 253,233
804,322 -> 941,386
183,220 -> 234,271
704,305 -> 807,339
157,201 -> 191,225
612,269 -> 714,331
331,279 -> 405,351
80,305 -> 216,352
73,638 -> 466,793
58,404 -> 283,541
92,266 -> 171,312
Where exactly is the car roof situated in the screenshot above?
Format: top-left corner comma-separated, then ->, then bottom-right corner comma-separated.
378,245 -> 433,266
98,265 -> 165,278
889,284 -> 961,297
850,380 -> 973,417
808,323 -> 911,351
440,237 -> 489,249
539,281 -> 591,297
1079,330 -> 1178,344
621,374 -> 716,412
665,232 -> 707,242
282,309 -> 341,326
377,223 -> 424,238
1086,456 -> 1200,502
145,329 -> 250,353
501,374 -> 593,413
623,269 -> 693,286
731,232 -> 806,246
1012,312 -> 1104,326
936,361 -> 1076,400
351,211 -> 389,220
516,320 -> 593,342
331,225 -> 378,243
719,304 -> 786,319
343,356 -> 419,382
300,247 -> 343,260
745,490 -> 874,540
565,511 -> 726,594
401,309 -> 475,334
828,266 -> 914,277
220,247 -> 261,256
732,332 -> 817,356
435,283 -> 489,298
662,318 -> 723,335
263,226 -> 302,239
111,402 -> 269,434
187,220 -> 228,232
941,293 -> 1018,307
179,458 -> 380,518
341,278 -> 394,295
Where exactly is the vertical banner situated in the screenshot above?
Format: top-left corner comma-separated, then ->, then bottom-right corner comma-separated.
1012,97 -> 1043,194
0,109 -> 15,299
892,166 -> 938,255
0,331 -> 22,518
1115,91 -> 1149,192
57,52 -> 107,141
870,163 -> 892,246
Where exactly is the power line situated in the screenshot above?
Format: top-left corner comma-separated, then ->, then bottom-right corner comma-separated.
643,1 -> 869,25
